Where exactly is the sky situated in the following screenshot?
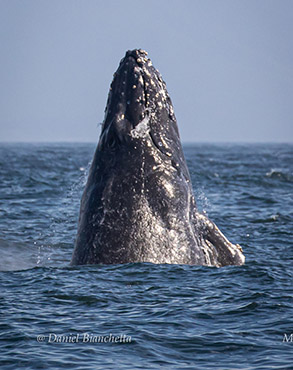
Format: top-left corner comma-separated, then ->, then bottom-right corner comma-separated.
0,0 -> 292,143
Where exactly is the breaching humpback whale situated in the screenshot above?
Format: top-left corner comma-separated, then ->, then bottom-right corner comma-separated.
71,49 -> 245,267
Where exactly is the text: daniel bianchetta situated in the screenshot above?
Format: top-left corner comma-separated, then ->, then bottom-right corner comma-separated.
39,333 -> 132,344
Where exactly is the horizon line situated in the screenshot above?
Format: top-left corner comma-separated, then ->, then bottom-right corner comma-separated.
0,140 -> 292,145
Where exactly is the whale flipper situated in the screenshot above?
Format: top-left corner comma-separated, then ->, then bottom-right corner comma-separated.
195,212 -> 245,267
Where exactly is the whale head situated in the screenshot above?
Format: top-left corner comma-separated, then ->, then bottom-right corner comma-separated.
71,49 -> 245,267
98,49 -> 182,162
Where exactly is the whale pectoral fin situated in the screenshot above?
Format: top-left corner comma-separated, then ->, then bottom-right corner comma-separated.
195,213 -> 245,267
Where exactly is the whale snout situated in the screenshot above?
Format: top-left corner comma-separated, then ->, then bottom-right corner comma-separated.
113,49 -> 149,123
99,49 -> 175,154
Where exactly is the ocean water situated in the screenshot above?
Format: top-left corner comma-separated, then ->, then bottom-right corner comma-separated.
0,143 -> 292,369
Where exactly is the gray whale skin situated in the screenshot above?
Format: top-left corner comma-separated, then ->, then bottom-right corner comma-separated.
71,49 -> 245,267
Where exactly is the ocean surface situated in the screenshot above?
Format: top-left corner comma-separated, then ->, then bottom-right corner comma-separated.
0,143 -> 292,369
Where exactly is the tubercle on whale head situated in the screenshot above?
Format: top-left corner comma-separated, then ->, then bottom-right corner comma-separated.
98,49 -> 179,157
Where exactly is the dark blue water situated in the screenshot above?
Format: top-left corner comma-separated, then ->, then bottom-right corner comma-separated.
0,143 -> 292,369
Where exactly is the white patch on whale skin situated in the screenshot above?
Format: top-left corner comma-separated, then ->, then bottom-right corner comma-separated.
117,114 -> 125,122
134,66 -> 142,75
159,88 -> 167,101
143,67 -> 151,78
130,115 -> 150,139
162,181 -> 175,198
